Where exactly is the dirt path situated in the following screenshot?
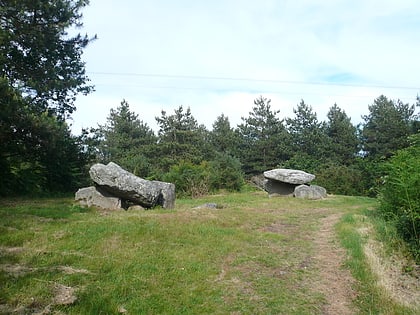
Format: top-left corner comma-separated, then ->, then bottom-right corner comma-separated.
313,213 -> 356,315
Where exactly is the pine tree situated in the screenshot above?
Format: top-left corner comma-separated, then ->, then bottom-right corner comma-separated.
361,95 -> 415,158
210,114 -> 238,155
96,100 -> 156,177
0,1 -> 93,194
237,96 -> 289,175
325,103 -> 359,165
284,100 -> 329,171
155,106 -> 209,171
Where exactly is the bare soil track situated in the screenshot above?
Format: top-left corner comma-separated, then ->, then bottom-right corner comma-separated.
313,213 -> 356,315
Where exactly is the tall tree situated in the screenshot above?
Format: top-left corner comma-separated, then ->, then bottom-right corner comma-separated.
155,106 -> 209,171
361,95 -> 415,158
0,0 -> 94,117
209,114 -> 238,155
96,100 -> 156,177
285,100 -> 329,171
237,96 -> 289,175
0,1 -> 93,194
325,103 -> 359,165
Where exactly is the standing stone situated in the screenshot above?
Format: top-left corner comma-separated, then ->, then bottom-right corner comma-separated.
152,181 -> 176,209
75,186 -> 122,210
264,168 -> 315,184
294,184 -> 327,200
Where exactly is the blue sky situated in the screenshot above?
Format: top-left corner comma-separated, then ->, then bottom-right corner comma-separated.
70,0 -> 420,133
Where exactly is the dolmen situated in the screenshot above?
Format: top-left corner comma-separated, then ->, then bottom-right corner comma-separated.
75,162 -> 175,210
263,168 -> 327,200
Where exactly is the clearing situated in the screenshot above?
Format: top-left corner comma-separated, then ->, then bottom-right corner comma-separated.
0,193 -> 418,314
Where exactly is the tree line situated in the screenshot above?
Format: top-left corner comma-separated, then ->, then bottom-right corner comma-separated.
81,96 -> 419,198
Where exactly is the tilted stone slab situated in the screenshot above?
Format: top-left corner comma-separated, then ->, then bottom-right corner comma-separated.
89,162 -> 175,209
294,184 -> 327,200
264,168 -> 315,184
75,186 -> 122,210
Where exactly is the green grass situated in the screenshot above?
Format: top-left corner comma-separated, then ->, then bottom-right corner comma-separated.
0,193 -> 418,314
336,203 -> 419,315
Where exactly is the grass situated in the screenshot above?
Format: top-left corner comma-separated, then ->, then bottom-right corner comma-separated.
0,192 -> 418,314
336,203 -> 419,315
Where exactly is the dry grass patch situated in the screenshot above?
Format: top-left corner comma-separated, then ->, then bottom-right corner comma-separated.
364,236 -> 420,309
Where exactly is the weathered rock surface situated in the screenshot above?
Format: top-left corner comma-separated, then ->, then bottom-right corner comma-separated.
264,168 -> 315,185
75,186 -> 122,210
152,180 -> 176,209
294,184 -> 327,200
89,162 -> 161,208
250,174 -> 266,190
88,162 -> 175,209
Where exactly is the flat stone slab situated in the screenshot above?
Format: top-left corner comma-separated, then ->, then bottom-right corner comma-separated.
75,186 -> 122,210
264,168 -> 315,184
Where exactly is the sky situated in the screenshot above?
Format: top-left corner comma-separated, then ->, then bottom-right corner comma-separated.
70,0 -> 420,134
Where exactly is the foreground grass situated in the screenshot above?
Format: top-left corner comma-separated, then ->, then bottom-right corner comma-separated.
0,193 -> 417,314
337,206 -> 419,314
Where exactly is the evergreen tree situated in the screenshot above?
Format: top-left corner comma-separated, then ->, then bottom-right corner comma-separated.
0,0 -> 93,194
155,106 -> 208,172
96,100 -> 156,177
210,114 -> 238,155
285,100 -> 329,171
325,103 -> 359,165
361,95 -> 415,158
0,0 -> 94,117
237,96 -> 289,175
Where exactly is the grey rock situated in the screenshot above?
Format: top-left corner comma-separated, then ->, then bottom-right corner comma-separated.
152,180 -> 176,209
127,205 -> 145,211
294,184 -> 327,200
263,179 -> 297,196
89,162 -> 160,208
193,203 -> 220,209
250,174 -> 266,190
264,168 -> 315,184
89,162 -> 175,209
75,186 -> 122,210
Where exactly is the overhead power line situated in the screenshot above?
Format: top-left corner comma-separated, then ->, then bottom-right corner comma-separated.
88,71 -> 420,91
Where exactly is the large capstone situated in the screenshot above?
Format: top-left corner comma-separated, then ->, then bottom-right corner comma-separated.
89,162 -> 175,209
264,168 -> 315,185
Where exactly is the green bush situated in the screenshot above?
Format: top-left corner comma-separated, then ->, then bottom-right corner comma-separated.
379,133 -> 420,260
163,156 -> 245,198
315,163 -> 364,196
163,161 -> 211,198
209,153 -> 244,192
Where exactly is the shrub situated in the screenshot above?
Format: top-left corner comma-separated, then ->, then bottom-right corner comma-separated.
209,153 -> 244,192
162,156 -> 245,198
163,161 -> 211,198
379,133 -> 420,260
315,163 -> 364,196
